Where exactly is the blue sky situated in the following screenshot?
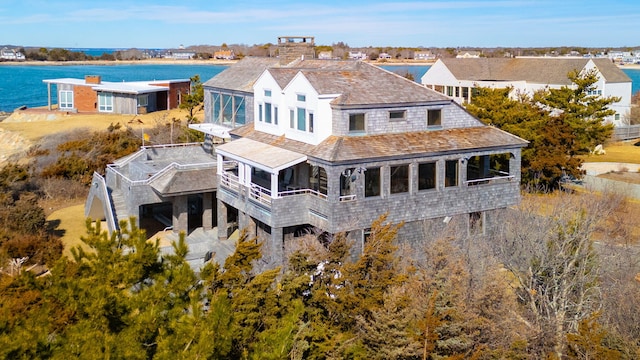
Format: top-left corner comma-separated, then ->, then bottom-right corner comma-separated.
1,0 -> 639,49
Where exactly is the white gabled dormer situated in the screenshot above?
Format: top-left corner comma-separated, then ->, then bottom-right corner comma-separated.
254,70 -> 284,135
254,69 -> 337,146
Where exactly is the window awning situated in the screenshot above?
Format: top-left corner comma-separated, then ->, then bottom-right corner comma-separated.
215,138 -> 307,173
189,123 -> 231,139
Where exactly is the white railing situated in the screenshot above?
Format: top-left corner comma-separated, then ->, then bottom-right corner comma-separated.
466,175 -> 514,186
218,172 -> 329,203
339,194 -> 357,202
250,183 -> 272,205
220,172 -> 240,192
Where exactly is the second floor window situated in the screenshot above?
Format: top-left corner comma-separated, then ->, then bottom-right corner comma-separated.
297,107 -> 306,131
365,167 -> 381,197
445,160 -> 458,187
349,113 -> 365,132
265,102 -> 272,123
390,165 -> 409,194
418,162 -> 436,190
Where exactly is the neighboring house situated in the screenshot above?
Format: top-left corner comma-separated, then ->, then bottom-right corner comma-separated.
214,49 -> 235,60
413,51 -> 435,61
456,50 -> 481,58
206,59 -> 527,265
165,51 -> 196,60
0,47 -> 25,61
378,53 -> 392,60
421,57 -> 632,126
317,51 -> 333,60
43,75 -> 190,115
348,51 -> 368,60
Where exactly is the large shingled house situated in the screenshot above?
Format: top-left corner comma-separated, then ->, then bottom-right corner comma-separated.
86,37 -> 527,268
207,58 -> 527,265
420,57 -> 632,126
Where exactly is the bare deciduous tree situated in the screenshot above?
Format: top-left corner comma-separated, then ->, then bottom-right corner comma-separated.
492,191 -> 618,358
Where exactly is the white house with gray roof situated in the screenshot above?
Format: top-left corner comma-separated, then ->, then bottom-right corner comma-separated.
421,58 -> 632,126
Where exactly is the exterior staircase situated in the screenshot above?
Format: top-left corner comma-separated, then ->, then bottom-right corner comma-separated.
108,189 -> 127,230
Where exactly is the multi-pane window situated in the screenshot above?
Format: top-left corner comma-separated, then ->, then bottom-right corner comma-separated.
211,93 -> 246,126
349,113 -> 365,132
445,160 -> 458,187
59,90 -> 73,109
428,109 -> 442,127
418,162 -> 436,190
447,86 -> 454,97
98,93 -> 113,112
390,165 -> 409,194
365,167 -> 381,197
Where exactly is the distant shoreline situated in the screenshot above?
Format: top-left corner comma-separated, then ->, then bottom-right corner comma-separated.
0,58 -> 439,67
0,59 -> 237,66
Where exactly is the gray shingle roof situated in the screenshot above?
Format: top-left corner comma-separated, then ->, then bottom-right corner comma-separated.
439,58 -> 631,84
203,57 -> 281,92
231,125 -> 528,165
275,60 -> 450,107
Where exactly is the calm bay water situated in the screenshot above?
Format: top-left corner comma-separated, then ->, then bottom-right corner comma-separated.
0,64 -> 638,113
0,64 -> 226,112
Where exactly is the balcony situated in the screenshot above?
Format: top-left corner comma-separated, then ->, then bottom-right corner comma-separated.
219,171 -> 328,208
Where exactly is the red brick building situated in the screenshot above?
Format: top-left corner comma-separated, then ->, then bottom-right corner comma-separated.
43,75 -> 191,115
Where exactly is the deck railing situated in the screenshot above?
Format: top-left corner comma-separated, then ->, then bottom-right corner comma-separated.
219,171 -> 328,204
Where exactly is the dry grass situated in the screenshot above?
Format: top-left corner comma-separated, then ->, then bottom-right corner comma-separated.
524,191 -> 640,246
0,107 -> 195,143
46,202 -> 91,257
579,141 -> 640,164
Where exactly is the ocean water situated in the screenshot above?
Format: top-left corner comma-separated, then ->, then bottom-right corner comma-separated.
0,64 -> 227,112
0,64 -> 638,113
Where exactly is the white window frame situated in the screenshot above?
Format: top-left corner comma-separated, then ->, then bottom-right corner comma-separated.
98,92 -> 113,112
59,90 -> 74,109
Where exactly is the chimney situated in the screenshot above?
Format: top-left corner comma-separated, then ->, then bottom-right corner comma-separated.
277,36 -> 315,65
85,75 -> 101,84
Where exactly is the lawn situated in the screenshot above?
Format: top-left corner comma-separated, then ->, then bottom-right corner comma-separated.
579,141 -> 640,164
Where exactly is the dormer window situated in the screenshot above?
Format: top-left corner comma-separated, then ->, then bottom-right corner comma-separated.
427,109 -> 442,127
349,113 -> 365,132
389,110 -> 406,121
264,89 -> 272,97
297,94 -> 306,102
